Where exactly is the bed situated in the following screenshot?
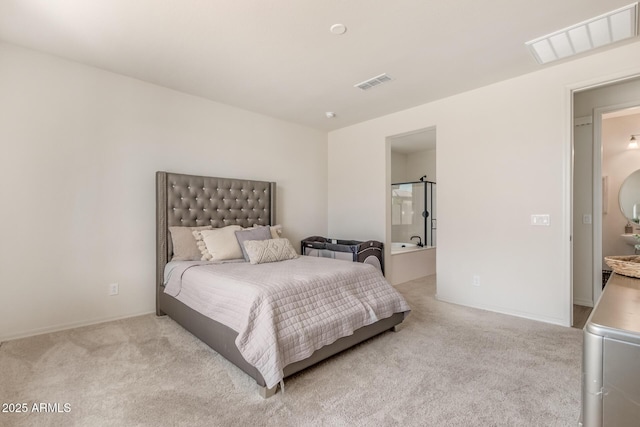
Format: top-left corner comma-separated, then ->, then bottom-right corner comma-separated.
156,171 -> 409,397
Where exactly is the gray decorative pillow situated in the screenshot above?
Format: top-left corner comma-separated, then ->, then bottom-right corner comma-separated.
169,226 -> 213,261
235,227 -> 273,261
251,224 -> 283,239
244,238 -> 298,265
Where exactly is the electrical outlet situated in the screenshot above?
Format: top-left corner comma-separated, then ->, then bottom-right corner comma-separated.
108,283 -> 119,296
473,275 -> 480,287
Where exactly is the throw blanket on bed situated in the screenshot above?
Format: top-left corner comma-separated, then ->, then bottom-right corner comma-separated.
164,256 -> 410,389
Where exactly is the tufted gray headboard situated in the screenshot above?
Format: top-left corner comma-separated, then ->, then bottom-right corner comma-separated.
155,171 -> 276,314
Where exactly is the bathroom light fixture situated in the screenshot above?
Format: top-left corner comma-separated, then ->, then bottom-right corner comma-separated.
325,111 -> 336,119
525,3 -> 638,65
629,134 -> 640,149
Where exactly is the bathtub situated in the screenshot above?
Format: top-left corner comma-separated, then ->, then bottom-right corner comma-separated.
391,242 -> 422,253
389,242 -> 436,285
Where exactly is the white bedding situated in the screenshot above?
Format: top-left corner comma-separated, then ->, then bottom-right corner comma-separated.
164,256 -> 410,389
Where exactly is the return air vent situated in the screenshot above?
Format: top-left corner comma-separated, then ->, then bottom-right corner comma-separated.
354,73 -> 393,90
525,3 -> 639,64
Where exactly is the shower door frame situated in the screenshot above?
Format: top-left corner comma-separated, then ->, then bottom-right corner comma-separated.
391,180 -> 437,246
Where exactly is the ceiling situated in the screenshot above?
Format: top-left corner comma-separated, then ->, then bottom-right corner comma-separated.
0,0 -> 638,131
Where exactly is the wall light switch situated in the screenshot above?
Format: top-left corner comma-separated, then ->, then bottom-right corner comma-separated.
582,214 -> 592,224
531,214 -> 550,226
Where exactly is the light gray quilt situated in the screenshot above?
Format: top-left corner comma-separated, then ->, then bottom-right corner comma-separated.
164,256 -> 410,389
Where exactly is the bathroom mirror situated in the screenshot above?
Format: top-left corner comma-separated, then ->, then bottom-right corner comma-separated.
619,169 -> 640,224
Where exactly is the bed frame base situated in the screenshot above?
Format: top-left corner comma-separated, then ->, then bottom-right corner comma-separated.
159,290 -> 406,397
259,385 -> 278,399
156,171 -> 407,398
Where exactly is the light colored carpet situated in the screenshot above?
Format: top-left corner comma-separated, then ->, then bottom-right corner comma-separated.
0,276 -> 582,427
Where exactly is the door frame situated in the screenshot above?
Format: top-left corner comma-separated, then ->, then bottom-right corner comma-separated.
593,101 -> 640,303
569,72 -> 640,325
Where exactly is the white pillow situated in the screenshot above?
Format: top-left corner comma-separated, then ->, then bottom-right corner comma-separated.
193,225 -> 244,261
243,238 -> 298,265
269,224 -> 283,239
169,225 -> 212,261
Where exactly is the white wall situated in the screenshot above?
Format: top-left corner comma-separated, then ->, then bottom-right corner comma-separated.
391,149 -> 436,185
572,119 -> 595,306
602,113 -> 640,259
406,149 -> 436,184
328,40 -> 640,326
391,151 -> 408,183
0,43 -> 328,340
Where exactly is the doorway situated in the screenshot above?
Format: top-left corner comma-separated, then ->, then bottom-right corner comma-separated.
572,76 -> 640,327
386,127 -> 437,285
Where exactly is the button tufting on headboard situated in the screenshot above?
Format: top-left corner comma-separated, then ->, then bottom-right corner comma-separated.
163,172 -> 274,230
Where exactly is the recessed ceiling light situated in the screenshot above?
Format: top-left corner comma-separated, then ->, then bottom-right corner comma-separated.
330,24 -> 347,35
325,112 -> 336,119
525,3 -> 638,64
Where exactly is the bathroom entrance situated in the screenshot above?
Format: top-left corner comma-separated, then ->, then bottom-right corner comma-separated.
572,76 -> 640,327
387,127 -> 437,285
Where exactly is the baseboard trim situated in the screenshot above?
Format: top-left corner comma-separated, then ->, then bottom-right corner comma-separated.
435,295 -> 568,327
573,298 -> 594,308
1,310 -> 155,342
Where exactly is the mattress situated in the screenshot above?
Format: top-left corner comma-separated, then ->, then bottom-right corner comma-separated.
164,256 -> 410,388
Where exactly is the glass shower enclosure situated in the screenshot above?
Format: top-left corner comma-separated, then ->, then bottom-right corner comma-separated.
391,181 -> 436,247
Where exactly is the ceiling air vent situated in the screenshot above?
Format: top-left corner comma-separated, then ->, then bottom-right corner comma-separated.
525,2 -> 639,65
354,73 -> 393,90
